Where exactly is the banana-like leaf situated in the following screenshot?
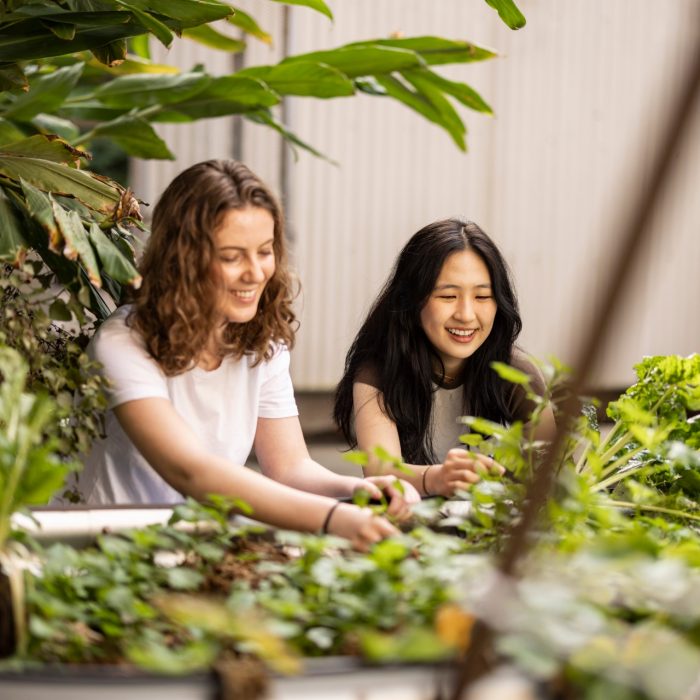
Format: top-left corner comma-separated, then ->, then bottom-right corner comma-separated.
92,71 -> 210,108
0,154 -> 121,212
20,178 -> 62,252
269,0 -> 333,21
89,115 -> 174,159
152,75 -> 279,121
401,70 -> 466,150
347,37 -> 497,66
88,222 -> 141,287
51,196 -> 102,286
282,45 -> 422,79
484,0 -> 526,30
0,134 -> 85,165
0,190 -> 27,265
2,63 -> 84,121
374,74 -> 466,151
129,33 -> 150,59
245,108 -> 335,164
401,68 -> 493,114
112,0 -> 233,26
182,24 -> 245,53
114,1 -> 173,49
227,7 -> 271,44
240,61 -> 354,98
31,113 -> 81,140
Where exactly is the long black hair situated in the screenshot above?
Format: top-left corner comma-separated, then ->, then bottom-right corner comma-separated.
333,219 -> 522,464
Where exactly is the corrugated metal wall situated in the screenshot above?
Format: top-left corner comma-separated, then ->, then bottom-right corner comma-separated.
131,0 -> 700,390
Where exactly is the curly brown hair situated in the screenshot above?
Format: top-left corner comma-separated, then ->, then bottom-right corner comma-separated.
128,159 -> 297,376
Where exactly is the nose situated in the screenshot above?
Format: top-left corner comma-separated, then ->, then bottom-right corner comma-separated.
243,255 -> 265,283
453,296 -> 476,322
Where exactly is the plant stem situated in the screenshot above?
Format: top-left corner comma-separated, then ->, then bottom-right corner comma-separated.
591,445 -> 646,491
606,499 -> 700,523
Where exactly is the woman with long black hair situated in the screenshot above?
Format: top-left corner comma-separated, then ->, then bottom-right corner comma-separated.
334,219 -> 555,498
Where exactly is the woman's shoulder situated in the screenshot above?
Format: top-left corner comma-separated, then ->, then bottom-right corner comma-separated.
354,362 -> 381,388
89,306 -> 152,366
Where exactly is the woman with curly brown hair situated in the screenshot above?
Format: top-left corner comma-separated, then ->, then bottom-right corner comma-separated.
79,159 -> 416,550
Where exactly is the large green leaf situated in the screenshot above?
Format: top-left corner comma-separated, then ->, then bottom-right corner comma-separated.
484,0 -> 526,30
0,155 -> 121,212
245,109 -> 335,163
400,70 -> 466,150
227,7 -> 271,44
91,71 -> 210,108
30,113 -> 81,141
182,24 -> 245,53
112,0 -> 233,26
2,63 -> 84,121
89,115 -> 174,159
0,190 -> 26,264
0,134 -> 85,164
401,68 -> 493,114
282,45 -> 423,79
114,1 -> 174,48
347,37 -> 498,66
88,222 -> 141,287
269,0 -> 333,21
374,74 -> 466,151
90,37 -> 128,66
240,61 -> 354,98
20,178 -> 62,252
51,196 -> 102,286
0,64 -> 28,92
152,75 -> 279,121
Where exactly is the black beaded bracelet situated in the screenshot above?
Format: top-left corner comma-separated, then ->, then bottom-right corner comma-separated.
321,501 -> 341,534
422,465 -> 434,497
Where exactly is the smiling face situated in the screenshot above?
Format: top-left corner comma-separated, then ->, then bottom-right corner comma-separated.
419,249 -> 497,377
213,206 -> 276,324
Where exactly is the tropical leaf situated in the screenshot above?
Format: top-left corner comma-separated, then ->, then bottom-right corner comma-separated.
484,0 -> 526,30
0,117 -> 26,146
0,134 -> 85,165
114,1 -> 174,49
401,68 -> 493,114
88,115 -> 174,159
240,61 -> 354,98
347,36 -> 497,66
51,195 -> 102,286
181,24 -> 245,53
0,155 -> 121,212
374,74 -> 466,151
227,7 -> 271,44
2,63 -> 84,121
282,45 -> 422,78
152,75 -> 279,121
87,222 -> 141,287
20,178 -> 62,252
92,71 -> 210,108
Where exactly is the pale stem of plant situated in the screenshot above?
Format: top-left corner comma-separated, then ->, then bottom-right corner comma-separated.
606,499 -> 700,523
590,446 -> 647,491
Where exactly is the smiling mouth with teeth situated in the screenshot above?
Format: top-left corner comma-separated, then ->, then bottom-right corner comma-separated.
232,290 -> 257,300
447,328 -> 476,337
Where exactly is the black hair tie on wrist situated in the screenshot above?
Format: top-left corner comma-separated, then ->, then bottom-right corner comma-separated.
321,501 -> 341,534
422,465 -> 434,497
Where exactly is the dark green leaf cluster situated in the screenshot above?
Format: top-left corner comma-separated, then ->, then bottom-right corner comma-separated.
0,268 -> 109,468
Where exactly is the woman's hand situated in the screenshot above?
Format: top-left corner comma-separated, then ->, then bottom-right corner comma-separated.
426,448 -> 505,497
355,476 -> 420,520
326,502 -> 398,552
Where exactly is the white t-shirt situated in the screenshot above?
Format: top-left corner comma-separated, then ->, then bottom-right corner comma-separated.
76,306 -> 298,505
